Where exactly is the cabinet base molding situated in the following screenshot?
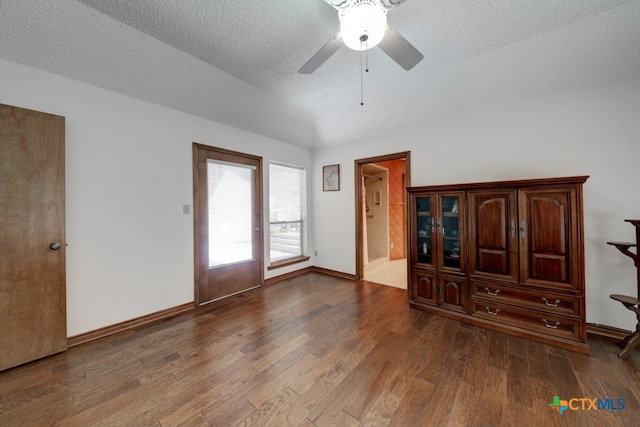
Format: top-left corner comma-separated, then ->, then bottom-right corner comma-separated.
410,303 -> 591,355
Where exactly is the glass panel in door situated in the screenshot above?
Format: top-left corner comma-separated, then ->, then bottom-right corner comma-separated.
416,196 -> 433,266
440,195 -> 461,270
207,161 -> 254,267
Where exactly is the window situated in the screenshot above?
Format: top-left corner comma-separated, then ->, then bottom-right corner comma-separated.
269,162 -> 306,265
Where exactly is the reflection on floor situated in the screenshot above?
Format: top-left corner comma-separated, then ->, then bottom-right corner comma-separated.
364,257 -> 407,289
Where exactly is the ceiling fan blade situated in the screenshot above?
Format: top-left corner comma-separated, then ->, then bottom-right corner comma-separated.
298,33 -> 343,74
377,26 -> 424,71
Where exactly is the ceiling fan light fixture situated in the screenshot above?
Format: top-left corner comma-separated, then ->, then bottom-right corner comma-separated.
339,0 -> 387,51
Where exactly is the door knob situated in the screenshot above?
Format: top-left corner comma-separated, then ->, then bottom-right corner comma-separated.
49,242 -> 62,250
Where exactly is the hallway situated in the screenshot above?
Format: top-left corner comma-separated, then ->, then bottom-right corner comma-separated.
363,257 -> 407,289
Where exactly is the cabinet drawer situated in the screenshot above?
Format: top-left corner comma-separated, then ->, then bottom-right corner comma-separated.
470,280 -> 581,317
471,299 -> 582,341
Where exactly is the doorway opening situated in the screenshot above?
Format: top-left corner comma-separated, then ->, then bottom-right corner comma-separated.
355,152 -> 410,288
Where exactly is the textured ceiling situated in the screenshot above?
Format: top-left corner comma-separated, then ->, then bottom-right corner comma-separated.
1,0 -> 639,148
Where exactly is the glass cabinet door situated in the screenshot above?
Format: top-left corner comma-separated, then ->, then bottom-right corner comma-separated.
415,196 -> 434,266
439,194 -> 462,270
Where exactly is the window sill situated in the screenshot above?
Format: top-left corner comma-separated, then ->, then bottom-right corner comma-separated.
268,255 -> 311,271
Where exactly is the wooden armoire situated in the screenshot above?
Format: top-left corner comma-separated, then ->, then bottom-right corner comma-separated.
407,176 -> 589,354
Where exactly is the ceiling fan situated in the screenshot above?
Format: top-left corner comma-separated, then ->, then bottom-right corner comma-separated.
299,0 -> 424,74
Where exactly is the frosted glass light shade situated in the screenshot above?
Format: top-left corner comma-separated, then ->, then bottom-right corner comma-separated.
340,2 -> 387,51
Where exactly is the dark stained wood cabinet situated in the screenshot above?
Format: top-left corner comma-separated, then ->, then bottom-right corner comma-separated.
409,191 -> 467,315
408,176 -> 589,354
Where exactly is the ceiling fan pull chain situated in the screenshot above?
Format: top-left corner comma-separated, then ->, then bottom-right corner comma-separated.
360,34 -> 370,106
365,36 -> 370,73
360,48 -> 364,106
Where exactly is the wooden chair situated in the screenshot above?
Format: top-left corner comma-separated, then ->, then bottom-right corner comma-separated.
607,219 -> 640,357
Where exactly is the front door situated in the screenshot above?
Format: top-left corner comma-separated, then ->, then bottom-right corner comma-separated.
0,103 -> 67,371
193,144 -> 263,305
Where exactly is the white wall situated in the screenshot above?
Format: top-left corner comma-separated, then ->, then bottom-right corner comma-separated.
4,55 -> 640,335
1,58 -> 313,337
313,71 -> 640,331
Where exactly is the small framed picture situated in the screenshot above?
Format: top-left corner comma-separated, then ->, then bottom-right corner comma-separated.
323,164 -> 340,191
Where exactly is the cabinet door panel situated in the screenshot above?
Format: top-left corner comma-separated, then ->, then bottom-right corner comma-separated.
519,188 -> 580,290
468,190 -> 518,282
411,269 -> 437,306
438,274 -> 468,313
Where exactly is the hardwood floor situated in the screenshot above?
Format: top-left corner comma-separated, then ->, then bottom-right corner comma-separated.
1,272 -> 639,426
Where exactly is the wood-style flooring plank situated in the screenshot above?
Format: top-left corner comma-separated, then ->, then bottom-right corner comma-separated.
477,365 -> 507,427
388,376 -> 434,426
53,374 -> 176,427
238,386 -> 299,427
91,373 -> 211,427
506,353 -> 532,408
487,330 -> 508,369
447,381 -> 482,426
1,272 -> 640,426
287,380 -> 335,426
529,375 -> 565,427
247,352 -> 320,409
461,326 -> 490,387
341,360 -> 397,420
526,339 -> 554,381
358,320 -> 436,425
416,318 -> 459,383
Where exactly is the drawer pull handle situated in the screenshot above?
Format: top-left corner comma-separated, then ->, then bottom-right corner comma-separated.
542,319 -> 561,329
485,307 -> 500,316
484,287 -> 500,296
542,297 -> 561,307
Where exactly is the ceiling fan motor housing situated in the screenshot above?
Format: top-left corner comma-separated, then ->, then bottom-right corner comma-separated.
299,0 -> 422,74
339,0 -> 387,51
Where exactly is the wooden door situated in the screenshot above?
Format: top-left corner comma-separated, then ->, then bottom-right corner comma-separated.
518,187 -> 580,291
468,189 -> 519,282
193,144 -> 263,305
0,104 -> 66,371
